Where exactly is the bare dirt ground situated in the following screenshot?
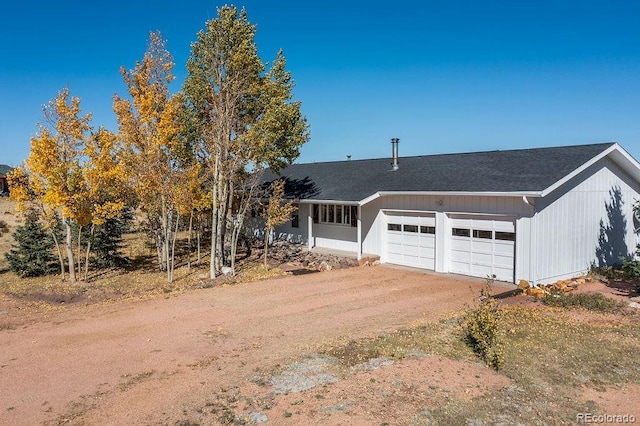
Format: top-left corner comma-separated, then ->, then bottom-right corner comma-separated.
1,265 -> 638,425
0,266 -> 510,425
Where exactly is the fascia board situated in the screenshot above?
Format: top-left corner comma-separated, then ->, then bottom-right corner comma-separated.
540,143 -> 640,197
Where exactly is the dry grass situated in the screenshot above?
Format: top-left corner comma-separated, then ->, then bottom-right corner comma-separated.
0,198 -> 21,271
0,216 -> 287,322
321,302 -> 640,424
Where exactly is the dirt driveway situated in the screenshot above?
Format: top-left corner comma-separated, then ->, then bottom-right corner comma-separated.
0,266 -> 502,425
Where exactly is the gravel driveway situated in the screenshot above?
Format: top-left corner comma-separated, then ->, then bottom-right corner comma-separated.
0,265 -> 495,425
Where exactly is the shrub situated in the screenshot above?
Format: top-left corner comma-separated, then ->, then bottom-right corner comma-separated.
5,210 -> 58,277
464,297 -> 504,369
88,210 -> 133,268
620,256 -> 640,280
543,291 -> 627,313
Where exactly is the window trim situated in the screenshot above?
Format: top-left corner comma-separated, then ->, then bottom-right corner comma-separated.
319,203 -> 355,226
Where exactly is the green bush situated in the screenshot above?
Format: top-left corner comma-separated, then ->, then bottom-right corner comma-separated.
543,291 -> 626,313
464,297 -> 504,370
621,256 -> 640,280
5,210 -> 59,277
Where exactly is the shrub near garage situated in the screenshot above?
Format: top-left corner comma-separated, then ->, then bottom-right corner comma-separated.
463,275 -> 505,370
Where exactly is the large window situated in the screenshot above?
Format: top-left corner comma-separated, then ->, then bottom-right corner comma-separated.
320,204 -> 352,225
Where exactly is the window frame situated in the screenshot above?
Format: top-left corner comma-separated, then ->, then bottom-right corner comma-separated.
319,203 -> 354,226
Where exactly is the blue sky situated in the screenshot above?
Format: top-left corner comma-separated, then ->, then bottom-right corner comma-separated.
1,0 -> 639,167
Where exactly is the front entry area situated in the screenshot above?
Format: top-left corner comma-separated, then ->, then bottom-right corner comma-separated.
386,212 -> 436,270
449,215 -> 516,282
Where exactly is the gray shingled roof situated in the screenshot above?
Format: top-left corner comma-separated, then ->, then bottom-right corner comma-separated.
0,165 -> 13,176
268,143 -> 616,202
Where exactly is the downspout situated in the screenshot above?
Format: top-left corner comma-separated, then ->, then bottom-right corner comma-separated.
357,204 -> 362,260
522,195 -> 535,285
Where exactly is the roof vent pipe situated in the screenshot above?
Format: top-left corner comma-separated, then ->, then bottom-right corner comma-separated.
391,138 -> 400,170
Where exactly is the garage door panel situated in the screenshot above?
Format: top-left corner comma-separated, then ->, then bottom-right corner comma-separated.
386,213 -> 436,271
452,249 -> 470,262
451,260 -> 470,273
449,216 -> 515,282
471,252 -> 492,265
494,241 -> 515,254
493,253 -> 514,267
472,264 -> 493,277
471,240 -> 492,252
403,234 -> 419,245
451,238 -> 470,251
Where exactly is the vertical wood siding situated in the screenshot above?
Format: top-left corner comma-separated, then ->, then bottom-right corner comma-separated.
531,158 -> 640,284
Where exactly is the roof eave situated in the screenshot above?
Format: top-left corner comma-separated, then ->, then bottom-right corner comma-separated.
360,190 -> 543,205
540,143 -> 640,197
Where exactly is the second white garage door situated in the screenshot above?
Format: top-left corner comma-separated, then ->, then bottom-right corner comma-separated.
386,213 -> 436,269
449,215 -> 515,282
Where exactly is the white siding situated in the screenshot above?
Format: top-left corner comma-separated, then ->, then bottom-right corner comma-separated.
273,205 -> 308,244
313,224 -> 358,251
362,194 -> 532,257
530,158 -> 640,284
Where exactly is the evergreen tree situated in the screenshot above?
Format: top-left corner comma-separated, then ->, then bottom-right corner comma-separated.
5,210 -> 58,277
89,209 -> 133,268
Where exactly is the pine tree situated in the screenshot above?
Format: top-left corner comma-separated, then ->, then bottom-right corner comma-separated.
5,210 -> 59,277
89,210 -> 133,268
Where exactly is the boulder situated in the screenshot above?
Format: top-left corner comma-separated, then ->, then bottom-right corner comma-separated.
518,280 -> 530,290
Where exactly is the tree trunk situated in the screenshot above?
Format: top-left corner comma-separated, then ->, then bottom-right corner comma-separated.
83,224 -> 95,281
263,227 -> 269,266
197,219 -> 201,265
65,220 -> 77,282
168,212 -> 180,282
50,228 -> 66,282
187,210 -> 193,270
77,225 -> 83,278
215,177 -> 228,271
210,156 -> 220,279
210,188 -> 218,279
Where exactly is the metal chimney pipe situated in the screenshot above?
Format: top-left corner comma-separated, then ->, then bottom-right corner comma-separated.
391,138 -> 399,170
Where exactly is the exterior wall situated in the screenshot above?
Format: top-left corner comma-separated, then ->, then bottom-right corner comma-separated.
362,193 -> 532,254
272,204 -> 358,252
270,155 -> 640,285
530,158 -> 640,284
362,194 -> 534,283
273,204 -> 308,244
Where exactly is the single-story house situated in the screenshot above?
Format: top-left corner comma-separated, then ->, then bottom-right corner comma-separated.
266,141 -> 640,285
0,164 -> 12,194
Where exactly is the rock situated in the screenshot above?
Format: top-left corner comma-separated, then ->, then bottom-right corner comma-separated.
526,287 -> 546,298
318,261 -> 332,271
372,260 -> 380,266
221,266 -> 233,275
249,412 -> 268,424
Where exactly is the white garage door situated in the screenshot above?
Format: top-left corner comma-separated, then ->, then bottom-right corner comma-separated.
386,213 -> 436,269
449,215 -> 515,282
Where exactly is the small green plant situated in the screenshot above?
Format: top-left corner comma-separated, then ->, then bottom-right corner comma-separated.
463,274 -> 505,369
543,291 -> 627,313
464,297 -> 504,369
620,256 -> 640,280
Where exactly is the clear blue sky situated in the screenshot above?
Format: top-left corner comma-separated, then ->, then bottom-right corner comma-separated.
2,0 -> 639,167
